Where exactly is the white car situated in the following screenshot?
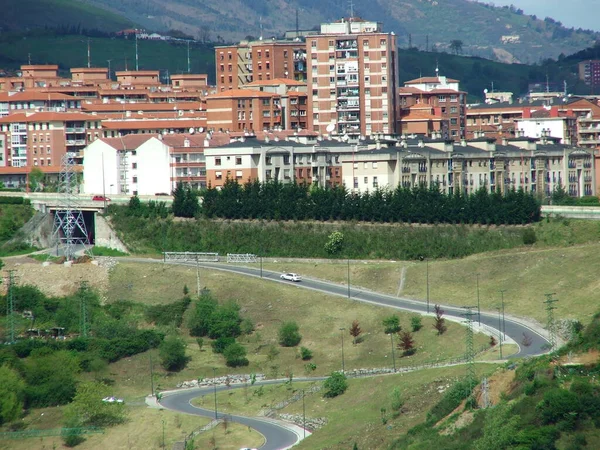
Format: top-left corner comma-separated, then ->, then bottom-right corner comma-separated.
280,273 -> 302,282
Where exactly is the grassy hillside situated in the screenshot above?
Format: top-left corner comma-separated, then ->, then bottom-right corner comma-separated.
0,33 -> 215,78
87,0 -> 599,61
1,0 -> 133,33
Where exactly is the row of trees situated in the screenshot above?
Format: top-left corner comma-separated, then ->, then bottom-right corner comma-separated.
197,180 -> 541,225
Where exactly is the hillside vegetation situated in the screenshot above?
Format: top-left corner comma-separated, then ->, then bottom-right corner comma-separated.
1,0 -> 133,33
87,0 -> 599,61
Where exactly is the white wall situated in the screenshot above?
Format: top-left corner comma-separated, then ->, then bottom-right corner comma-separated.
134,138 -> 171,195
517,118 -> 566,141
83,140 -> 118,195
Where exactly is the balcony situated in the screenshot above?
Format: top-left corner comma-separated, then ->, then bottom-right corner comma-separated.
65,127 -> 85,133
66,139 -> 86,146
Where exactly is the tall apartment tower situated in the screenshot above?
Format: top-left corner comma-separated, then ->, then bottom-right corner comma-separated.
307,18 -> 398,136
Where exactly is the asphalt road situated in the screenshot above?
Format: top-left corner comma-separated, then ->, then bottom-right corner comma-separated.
131,257 -> 552,450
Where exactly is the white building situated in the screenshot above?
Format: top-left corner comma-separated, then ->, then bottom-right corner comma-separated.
83,134 -> 171,196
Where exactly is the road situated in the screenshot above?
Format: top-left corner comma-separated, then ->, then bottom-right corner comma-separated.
129,257 -> 552,449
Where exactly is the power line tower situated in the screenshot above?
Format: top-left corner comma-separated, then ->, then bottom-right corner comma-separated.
79,281 -> 90,338
462,306 -> 478,385
544,293 -> 558,351
52,154 -> 91,261
481,377 -> 490,408
5,270 -> 16,344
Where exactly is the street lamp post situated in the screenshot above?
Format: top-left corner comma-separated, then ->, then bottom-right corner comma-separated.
500,289 -> 506,340
339,327 -> 346,373
389,333 -> 396,372
347,259 -> 350,299
260,255 -> 263,278
150,352 -> 154,397
497,308 -> 503,359
212,368 -> 218,420
476,273 -> 481,325
419,256 -> 430,313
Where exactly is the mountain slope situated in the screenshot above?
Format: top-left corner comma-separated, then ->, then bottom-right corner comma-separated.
86,0 -> 599,62
1,0 -> 133,32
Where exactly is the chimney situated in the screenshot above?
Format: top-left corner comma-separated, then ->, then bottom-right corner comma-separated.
460,138 -> 467,147
184,138 -> 190,147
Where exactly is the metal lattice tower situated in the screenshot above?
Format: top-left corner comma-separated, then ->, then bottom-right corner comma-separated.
463,306 -> 478,384
52,154 -> 91,261
79,281 -> 90,338
481,377 -> 490,408
544,293 -> 558,351
5,270 -> 16,343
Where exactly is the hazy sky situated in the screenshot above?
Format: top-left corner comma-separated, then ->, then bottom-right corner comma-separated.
489,0 -> 600,31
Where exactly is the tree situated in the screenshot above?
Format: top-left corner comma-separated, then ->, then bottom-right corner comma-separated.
63,382 -> 126,427
300,347 -> 313,360
159,336 -> 188,371
349,320 -> 362,344
450,39 -> 464,55
0,365 -> 25,425
383,315 -> 401,334
223,343 -> 249,367
28,167 -> 45,192
433,304 -> 447,335
24,350 -> 80,408
411,316 -> 423,332
398,331 -> 416,356
324,231 -> 344,255
278,321 -> 302,347
323,372 -> 348,398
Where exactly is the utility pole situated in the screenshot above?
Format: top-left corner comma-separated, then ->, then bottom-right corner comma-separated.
260,255 -> 263,278
196,255 -> 201,297
499,289 -> 506,340
87,38 -> 91,68
497,307 -> 503,359
339,327 -> 346,373
544,293 -> 558,351
107,59 -> 112,80
462,306 -> 478,385
187,40 -> 191,74
389,333 -> 396,372
150,352 -> 155,396
476,273 -> 481,325
5,270 -> 16,344
213,368 -> 218,419
135,32 -> 139,71
347,259 -> 350,299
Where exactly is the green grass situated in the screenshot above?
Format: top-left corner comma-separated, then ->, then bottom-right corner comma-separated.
104,262 -> 490,396
92,246 -> 128,257
0,33 -> 215,76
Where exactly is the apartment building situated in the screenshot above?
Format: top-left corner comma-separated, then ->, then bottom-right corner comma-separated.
307,18 -> 398,137
579,60 -> 600,87
205,89 -> 282,132
70,68 -> 109,84
215,40 -> 307,91
398,75 -> 466,140
0,65 -> 67,92
170,74 -> 209,91
0,92 -> 81,118
340,136 -> 595,197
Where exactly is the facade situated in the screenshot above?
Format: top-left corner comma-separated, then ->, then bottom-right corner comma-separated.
307,18 -> 398,137
0,92 -> 81,118
205,89 -> 282,132
340,137 -> 595,198
398,75 -> 466,140
578,60 -> 600,87
215,40 -> 307,91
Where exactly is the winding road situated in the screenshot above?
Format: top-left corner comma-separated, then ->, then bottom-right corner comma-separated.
124,257 -> 552,449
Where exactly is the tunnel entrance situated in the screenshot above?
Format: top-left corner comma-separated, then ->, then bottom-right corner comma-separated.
51,210 -> 96,244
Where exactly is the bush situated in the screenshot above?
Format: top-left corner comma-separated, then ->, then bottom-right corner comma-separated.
278,321 -> 302,347
145,297 -> 191,327
300,347 -> 313,361
211,336 -> 236,354
383,315 -> 401,334
410,316 -> 423,332
537,388 -> 580,425
427,378 -> 477,424
324,231 -> 344,255
390,387 -> 404,412
24,350 -> 80,408
223,343 -> 249,367
240,318 -> 255,335
522,228 -> 537,245
323,372 -> 348,398
159,336 -> 188,372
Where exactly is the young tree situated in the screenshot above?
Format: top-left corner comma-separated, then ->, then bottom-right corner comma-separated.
159,336 -> 188,371
349,320 -> 362,344
398,331 -> 416,356
382,315 -> 401,334
278,321 -> 302,347
433,304 -> 447,335
223,343 -> 249,367
411,315 -> 423,332
28,167 -> 45,192
323,372 -> 348,398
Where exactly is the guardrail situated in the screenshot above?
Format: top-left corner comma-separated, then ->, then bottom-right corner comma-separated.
164,252 -> 219,263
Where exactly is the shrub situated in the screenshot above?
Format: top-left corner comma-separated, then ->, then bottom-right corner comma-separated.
410,316 -> 423,332
300,347 -> 313,361
383,315 -> 401,334
240,318 -> 255,335
522,228 -> 537,245
24,350 -> 80,408
349,320 -> 362,344
537,388 -> 580,425
390,387 -> 404,412
159,336 -> 188,371
398,331 -> 416,356
278,321 -> 302,347
427,378 -> 477,424
323,372 -> 348,398
211,336 -> 236,354
145,297 -> 191,327
324,231 -> 344,255
223,343 -> 249,367
433,304 -> 447,335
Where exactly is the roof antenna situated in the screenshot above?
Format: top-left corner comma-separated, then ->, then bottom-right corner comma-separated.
349,0 -> 354,19
295,7 -> 299,37
259,16 -> 263,41
435,59 -> 439,78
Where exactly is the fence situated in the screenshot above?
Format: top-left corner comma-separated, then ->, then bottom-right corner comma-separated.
226,253 -> 257,263
163,252 -> 219,263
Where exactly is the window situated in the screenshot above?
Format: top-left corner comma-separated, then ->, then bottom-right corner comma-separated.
450,118 -> 457,125
46,146 -> 51,154
265,50 -> 270,58
215,171 -> 222,179
236,170 -> 243,178
372,162 -> 378,169
266,156 -> 272,165
132,176 -> 138,183
380,39 -> 386,46
215,157 -> 221,166
373,176 -> 378,188
364,75 -> 370,83
450,106 -> 457,113
132,162 -> 137,169
363,162 -> 368,169
311,40 -> 317,48
364,176 -> 368,184
354,177 -> 358,188
236,157 -> 242,165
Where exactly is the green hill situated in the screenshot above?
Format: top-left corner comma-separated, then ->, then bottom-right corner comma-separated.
1,0 -> 133,33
